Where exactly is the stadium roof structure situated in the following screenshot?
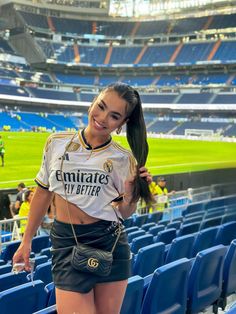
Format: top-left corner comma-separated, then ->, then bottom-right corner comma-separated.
1,0 -> 236,20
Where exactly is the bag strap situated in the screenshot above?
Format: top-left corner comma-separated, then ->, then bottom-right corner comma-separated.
60,133 -> 121,253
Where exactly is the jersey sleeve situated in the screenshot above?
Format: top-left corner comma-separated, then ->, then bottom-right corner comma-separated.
35,135 -> 53,189
113,152 -> 137,198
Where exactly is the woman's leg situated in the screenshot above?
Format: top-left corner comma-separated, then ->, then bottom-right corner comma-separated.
94,280 -> 128,314
56,288 -> 96,314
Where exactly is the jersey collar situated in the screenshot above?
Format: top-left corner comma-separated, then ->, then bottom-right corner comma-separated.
79,129 -> 112,151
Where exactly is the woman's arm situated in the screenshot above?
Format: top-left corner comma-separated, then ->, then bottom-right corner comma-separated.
13,186 -> 53,270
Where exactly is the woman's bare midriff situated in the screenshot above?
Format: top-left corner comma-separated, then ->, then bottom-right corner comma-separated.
54,194 -> 100,225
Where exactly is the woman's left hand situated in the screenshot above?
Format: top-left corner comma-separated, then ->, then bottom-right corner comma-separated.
124,166 -> 152,199
139,166 -> 152,184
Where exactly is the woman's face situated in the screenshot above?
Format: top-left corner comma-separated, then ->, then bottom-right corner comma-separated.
28,191 -> 34,203
88,91 -> 127,137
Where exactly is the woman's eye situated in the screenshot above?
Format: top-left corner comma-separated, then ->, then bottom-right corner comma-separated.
98,103 -> 104,110
111,115 -> 119,120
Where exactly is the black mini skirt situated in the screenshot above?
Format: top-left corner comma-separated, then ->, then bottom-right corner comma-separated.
50,219 -> 131,293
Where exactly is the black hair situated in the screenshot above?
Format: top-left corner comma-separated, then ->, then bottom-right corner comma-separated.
104,82 -> 154,205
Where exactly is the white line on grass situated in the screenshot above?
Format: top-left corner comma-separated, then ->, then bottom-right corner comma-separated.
149,160 -> 236,169
0,178 -> 34,184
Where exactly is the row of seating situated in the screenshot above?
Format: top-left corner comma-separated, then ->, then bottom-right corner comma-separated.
130,222 -> 236,274
1,241 -> 235,314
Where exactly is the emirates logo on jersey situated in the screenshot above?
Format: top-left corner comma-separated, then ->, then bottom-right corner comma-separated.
67,142 -> 80,152
103,159 -> 113,173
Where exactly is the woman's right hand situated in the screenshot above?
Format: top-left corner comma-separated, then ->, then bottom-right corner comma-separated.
12,241 -> 32,272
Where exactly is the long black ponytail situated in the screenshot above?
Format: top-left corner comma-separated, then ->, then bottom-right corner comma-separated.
105,83 -> 154,205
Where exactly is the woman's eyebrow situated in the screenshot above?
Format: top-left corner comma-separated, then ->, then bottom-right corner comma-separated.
100,100 -> 122,117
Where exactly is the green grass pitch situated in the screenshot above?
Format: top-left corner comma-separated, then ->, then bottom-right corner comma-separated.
0,131 -> 236,189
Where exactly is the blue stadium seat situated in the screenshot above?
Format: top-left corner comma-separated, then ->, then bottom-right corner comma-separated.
45,282 -> 56,306
132,242 -> 165,277
141,222 -> 156,231
186,245 -> 227,314
214,222 -> 236,245
130,234 -> 153,254
123,217 -> 133,228
148,224 -> 165,236
125,227 -> 139,234
218,240 -> 236,310
0,280 -> 48,314
147,211 -> 163,223
166,220 -> 182,230
182,216 -> 203,225
40,248 -> 52,259
221,213 -> 236,224
154,228 -> 176,245
33,255 -> 48,268
141,258 -> 191,314
0,264 -> 12,275
200,217 -> 222,230
133,214 -> 149,227
32,261 -> 52,285
178,222 -> 200,236
32,235 -> 50,254
1,240 -> 21,262
120,275 -> 144,314
127,230 -> 146,243
0,271 -> 28,292
192,226 -> 219,256
165,234 -> 195,263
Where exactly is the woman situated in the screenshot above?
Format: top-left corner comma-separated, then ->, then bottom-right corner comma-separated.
18,190 -> 34,234
13,83 -> 153,314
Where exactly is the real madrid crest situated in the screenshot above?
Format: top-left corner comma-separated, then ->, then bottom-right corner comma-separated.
67,142 -> 80,152
103,159 -> 113,173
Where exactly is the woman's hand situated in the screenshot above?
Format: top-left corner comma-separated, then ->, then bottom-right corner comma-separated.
12,241 -> 32,272
124,166 -> 152,203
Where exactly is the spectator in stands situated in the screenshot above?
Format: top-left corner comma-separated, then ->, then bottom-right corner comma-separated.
12,182 -> 28,215
0,192 -> 12,220
13,82 -> 153,314
18,189 -> 34,235
156,176 -> 175,211
0,135 -> 5,167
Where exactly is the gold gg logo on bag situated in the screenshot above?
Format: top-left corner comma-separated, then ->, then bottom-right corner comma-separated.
87,258 -> 99,269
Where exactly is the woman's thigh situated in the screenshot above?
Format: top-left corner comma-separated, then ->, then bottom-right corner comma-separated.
94,280 -> 128,314
56,288 -> 95,314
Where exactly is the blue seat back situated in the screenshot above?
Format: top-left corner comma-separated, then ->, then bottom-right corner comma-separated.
32,235 -> 50,254
0,264 -> 12,275
130,234 -> 153,254
141,223 -> 156,231
133,214 -> 149,227
148,225 -> 165,236
155,228 -> 176,245
178,222 -> 200,236
0,280 -> 47,314
187,245 -> 227,313
192,226 -> 219,256
141,258 -> 191,314
128,230 -> 145,243
165,234 -> 195,264
34,261 -> 52,285
125,227 -> 139,234
222,239 -> 236,298
215,222 -> 236,245
120,275 -> 144,314
133,242 -> 165,277
200,216 -> 222,230
0,272 -> 28,292
147,211 -> 163,223
1,240 -> 21,262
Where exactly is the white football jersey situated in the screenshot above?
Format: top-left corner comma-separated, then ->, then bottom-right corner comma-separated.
35,130 -> 136,221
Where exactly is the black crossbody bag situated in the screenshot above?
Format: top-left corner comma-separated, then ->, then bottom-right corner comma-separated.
60,134 -> 121,277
